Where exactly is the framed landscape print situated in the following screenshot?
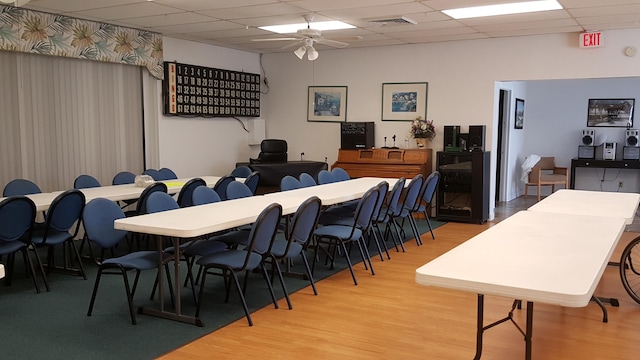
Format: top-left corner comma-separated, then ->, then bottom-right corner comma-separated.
381,82 -> 428,121
587,98 -> 635,127
307,86 -> 347,122
514,98 -> 525,129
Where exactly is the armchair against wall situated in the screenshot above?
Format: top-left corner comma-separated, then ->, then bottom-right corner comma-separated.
525,157 -> 568,202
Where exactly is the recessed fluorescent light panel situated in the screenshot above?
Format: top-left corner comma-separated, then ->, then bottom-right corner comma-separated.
442,0 -> 562,19
260,21 -> 355,34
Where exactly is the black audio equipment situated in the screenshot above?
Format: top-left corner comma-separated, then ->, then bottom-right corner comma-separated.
340,122 -> 374,149
581,129 -> 594,146
626,129 -> 639,147
444,125 -> 462,152
468,125 -> 486,152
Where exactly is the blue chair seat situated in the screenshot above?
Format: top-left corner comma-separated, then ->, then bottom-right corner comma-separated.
181,239 -> 227,257
0,240 -> 26,254
197,250 -> 262,270
314,225 -> 362,242
270,239 -> 303,258
31,229 -> 72,246
102,251 -> 158,270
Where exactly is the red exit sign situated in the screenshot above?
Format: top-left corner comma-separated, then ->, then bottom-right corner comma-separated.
580,32 -> 603,48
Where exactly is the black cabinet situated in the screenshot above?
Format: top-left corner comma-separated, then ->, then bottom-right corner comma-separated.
436,151 -> 490,223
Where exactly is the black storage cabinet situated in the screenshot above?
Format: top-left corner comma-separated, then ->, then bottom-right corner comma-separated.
436,151 -> 490,223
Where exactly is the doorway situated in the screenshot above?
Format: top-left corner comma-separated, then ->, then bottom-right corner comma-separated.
496,89 -> 510,203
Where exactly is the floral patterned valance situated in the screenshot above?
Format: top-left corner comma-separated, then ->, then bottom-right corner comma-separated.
0,5 -> 163,79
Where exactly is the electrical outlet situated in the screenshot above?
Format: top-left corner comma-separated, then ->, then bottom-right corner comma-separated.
619,181 -> 624,188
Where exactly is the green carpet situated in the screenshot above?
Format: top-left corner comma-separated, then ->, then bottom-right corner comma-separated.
0,218 -> 444,360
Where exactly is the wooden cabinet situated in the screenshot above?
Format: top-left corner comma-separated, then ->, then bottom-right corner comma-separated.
332,149 -> 432,179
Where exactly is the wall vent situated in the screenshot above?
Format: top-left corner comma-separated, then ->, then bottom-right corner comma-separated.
368,16 -> 417,25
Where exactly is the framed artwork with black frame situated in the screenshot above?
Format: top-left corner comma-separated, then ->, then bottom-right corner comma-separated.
587,98 -> 635,127
514,98 -> 525,129
307,86 -> 347,122
381,82 -> 428,121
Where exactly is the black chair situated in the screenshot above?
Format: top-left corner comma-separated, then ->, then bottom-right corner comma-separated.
195,203 -> 283,326
250,139 -> 287,164
177,177 -> 206,208
30,189 -> 87,285
0,196 -> 46,293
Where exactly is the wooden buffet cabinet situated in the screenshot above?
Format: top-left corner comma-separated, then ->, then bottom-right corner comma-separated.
332,148 -> 433,179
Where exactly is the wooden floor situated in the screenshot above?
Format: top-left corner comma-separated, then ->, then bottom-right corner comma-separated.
160,200 -> 640,359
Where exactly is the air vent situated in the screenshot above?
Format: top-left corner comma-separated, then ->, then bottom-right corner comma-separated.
368,16 -> 417,25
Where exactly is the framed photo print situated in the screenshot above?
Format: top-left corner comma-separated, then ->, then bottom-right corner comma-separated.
307,86 -> 347,122
587,98 -> 635,127
381,82 -> 428,121
514,98 -> 525,129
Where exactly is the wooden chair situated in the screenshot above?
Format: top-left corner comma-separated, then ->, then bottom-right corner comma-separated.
525,157 -> 568,202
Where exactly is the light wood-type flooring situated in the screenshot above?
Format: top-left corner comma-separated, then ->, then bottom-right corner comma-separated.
160,197 -> 640,359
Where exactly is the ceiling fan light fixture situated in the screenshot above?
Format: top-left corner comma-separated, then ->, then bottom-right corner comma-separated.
306,46 -> 318,61
294,46 -> 307,59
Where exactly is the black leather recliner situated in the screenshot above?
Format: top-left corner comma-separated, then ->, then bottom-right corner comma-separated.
250,139 -> 288,164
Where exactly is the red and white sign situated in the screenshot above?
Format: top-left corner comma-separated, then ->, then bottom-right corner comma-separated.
580,32 -> 603,48
167,63 -> 177,114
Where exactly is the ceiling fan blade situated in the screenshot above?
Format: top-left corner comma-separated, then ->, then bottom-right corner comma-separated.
315,38 -> 349,48
280,40 -> 305,50
251,37 -> 300,42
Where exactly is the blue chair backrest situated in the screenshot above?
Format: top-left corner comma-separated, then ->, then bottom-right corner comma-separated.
3,179 -> 42,196
47,189 -> 86,233
192,186 -> 221,205
177,177 -> 206,207
226,181 -> 254,200
353,186 -> 380,232
244,171 -> 260,195
245,203 -> 282,256
402,174 -> 424,212
281,175 -> 302,191
331,167 -> 350,181
317,170 -> 335,185
371,181 -> 389,220
83,198 -> 127,249
136,182 -> 168,214
422,171 -> 440,204
213,175 -> 235,201
112,171 -> 136,185
159,167 -> 178,180
230,166 -> 252,177
0,196 -> 36,242
74,174 -> 101,189
386,177 -> 406,217
298,173 -> 317,187
289,196 -> 322,246
142,169 -> 163,181
146,192 -> 179,213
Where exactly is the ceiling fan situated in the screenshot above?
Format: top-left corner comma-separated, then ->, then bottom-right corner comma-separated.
252,15 -> 361,61
0,0 -> 31,6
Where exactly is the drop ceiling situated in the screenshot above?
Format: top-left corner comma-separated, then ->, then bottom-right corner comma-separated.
18,0 -> 640,53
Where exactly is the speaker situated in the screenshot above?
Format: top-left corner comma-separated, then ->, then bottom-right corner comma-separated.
626,129 -> 639,147
340,122 -> 374,149
443,125 -> 462,152
623,146 -> 640,160
578,145 -> 595,159
468,125 -> 486,152
581,129 -> 595,146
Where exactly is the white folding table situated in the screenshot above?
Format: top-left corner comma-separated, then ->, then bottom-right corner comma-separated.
415,210 -> 627,360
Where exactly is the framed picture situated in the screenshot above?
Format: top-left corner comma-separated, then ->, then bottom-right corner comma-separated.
514,98 -> 525,129
307,86 -> 347,122
381,82 -> 428,121
587,98 -> 635,127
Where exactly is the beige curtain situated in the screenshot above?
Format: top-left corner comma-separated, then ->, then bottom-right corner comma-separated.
0,51 -> 145,192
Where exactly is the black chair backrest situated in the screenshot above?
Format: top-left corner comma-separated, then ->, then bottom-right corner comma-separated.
250,139 -> 288,164
177,177 -> 206,207
136,182 -> 168,214
244,171 -> 260,195
44,189 -> 86,238
213,175 -> 235,201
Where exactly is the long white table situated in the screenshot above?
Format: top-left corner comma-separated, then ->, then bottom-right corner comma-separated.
114,177 -> 395,326
528,189 -> 640,225
0,176 -> 226,212
415,210 -> 627,359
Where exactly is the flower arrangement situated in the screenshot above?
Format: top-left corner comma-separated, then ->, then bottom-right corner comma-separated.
410,116 -> 436,140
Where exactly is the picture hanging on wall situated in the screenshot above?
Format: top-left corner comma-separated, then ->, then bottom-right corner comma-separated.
307,86 -> 348,122
381,82 -> 428,121
587,98 -> 635,127
514,98 -> 525,129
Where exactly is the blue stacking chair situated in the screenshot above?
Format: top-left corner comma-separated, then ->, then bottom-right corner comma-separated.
142,169 -> 163,181
412,171 -> 440,240
158,167 -> 178,180
0,196 -> 46,293
280,175 -> 302,191
298,173 -> 317,187
3,179 -> 42,196
331,167 -> 350,181
192,185 -> 221,206
244,171 -> 260,195
317,170 -> 336,185
376,177 -> 407,252
213,175 -> 235,201
226,181 -> 254,200
312,186 -> 379,285
112,171 -> 136,185
177,177 -> 206,208
73,174 -> 101,189
195,203 -> 283,326
85,198 -> 173,325
230,165 -> 252,178
391,174 -> 424,246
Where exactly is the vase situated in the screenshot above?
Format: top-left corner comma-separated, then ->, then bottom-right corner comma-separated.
416,138 -> 428,148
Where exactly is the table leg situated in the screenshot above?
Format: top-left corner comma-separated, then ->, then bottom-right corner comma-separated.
525,301 -> 533,360
474,294 -> 484,360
